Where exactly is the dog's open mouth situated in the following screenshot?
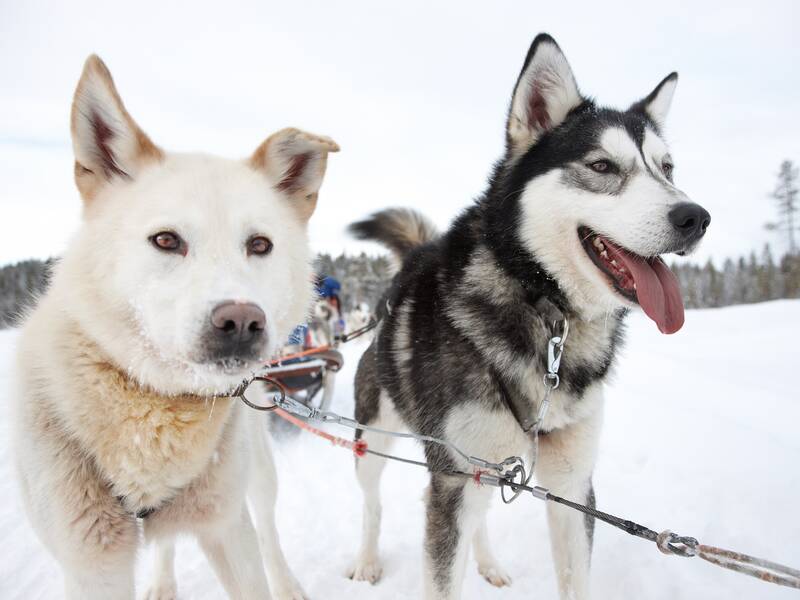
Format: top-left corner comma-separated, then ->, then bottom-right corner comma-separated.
578,227 -> 685,334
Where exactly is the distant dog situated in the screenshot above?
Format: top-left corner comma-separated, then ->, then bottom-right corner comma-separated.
348,34 -> 709,599
309,298 -> 339,347
302,298 -> 340,410
347,302 -> 373,337
13,55 -> 337,599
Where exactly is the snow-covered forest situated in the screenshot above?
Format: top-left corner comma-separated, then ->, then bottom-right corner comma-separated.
2,250 -> 800,328
673,247 -> 800,308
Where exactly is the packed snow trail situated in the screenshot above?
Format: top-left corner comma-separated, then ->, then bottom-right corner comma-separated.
1,301 -> 798,599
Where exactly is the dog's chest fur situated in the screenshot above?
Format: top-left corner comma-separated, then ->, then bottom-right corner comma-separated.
32,321 -> 237,512
375,224 -> 625,462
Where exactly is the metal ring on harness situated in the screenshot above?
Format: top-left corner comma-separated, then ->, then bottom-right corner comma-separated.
543,372 -> 560,389
500,458 -> 528,504
234,376 -> 287,412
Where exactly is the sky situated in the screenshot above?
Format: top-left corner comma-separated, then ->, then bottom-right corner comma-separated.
1,0 -> 798,267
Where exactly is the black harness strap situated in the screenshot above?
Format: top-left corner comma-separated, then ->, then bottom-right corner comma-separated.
495,297 -> 568,439
496,371 -> 548,438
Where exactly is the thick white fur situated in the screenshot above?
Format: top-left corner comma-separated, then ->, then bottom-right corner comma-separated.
64,152 -> 315,395
347,392 -> 405,584
143,408 -> 307,600
13,55 -> 337,600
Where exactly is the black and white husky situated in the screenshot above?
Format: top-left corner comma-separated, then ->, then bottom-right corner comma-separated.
346,34 -> 710,599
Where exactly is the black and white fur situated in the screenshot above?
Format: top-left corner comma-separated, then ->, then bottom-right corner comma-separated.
346,34 -> 709,599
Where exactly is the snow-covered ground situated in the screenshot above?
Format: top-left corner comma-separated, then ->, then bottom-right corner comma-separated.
1,301 -> 799,599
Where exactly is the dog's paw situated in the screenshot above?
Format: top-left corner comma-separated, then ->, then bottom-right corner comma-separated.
347,556 -> 383,584
140,579 -> 178,600
271,576 -> 308,600
477,563 -> 512,588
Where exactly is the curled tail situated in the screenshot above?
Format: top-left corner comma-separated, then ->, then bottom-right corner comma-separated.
348,208 -> 439,261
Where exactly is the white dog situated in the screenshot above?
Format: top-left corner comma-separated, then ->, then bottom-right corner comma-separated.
12,55 -> 338,599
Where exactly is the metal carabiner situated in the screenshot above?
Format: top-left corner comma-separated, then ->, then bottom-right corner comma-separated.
547,336 -> 564,375
546,318 -> 569,375
555,317 -> 570,346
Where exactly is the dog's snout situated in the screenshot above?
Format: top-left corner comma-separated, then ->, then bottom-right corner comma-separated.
668,202 -> 711,241
210,301 -> 266,342
202,301 -> 267,365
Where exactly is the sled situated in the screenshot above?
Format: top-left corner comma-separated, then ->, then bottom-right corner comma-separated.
265,346 -> 344,410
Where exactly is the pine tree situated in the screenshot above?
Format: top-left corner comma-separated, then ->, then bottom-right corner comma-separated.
781,253 -> 800,298
703,259 -> 723,307
743,252 -> 760,303
765,160 -> 800,255
721,258 -> 737,305
6,248 -> 800,329
759,244 -> 780,300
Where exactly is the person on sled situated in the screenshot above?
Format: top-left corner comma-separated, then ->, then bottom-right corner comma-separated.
313,275 -> 346,343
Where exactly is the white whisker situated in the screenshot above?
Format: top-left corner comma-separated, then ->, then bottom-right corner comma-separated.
208,395 -> 217,421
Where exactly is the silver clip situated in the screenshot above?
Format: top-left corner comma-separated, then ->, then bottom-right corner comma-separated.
547,338 -> 563,375
546,318 -> 569,375
279,395 -> 318,419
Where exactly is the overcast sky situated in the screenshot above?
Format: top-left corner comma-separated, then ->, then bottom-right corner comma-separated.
1,0 -> 798,267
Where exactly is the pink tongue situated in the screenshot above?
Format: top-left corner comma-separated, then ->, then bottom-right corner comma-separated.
604,241 -> 685,334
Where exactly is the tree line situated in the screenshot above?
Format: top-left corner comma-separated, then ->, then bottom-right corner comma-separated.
0,254 -> 395,329
1,249 -> 799,329
672,246 -> 800,309
2,158 -> 798,327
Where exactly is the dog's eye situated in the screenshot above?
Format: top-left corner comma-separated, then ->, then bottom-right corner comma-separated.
150,231 -> 185,255
247,236 -> 273,256
662,161 -> 674,179
589,160 -> 614,174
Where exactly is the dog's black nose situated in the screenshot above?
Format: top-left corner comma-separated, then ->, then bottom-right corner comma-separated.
210,301 -> 266,343
668,202 -> 711,241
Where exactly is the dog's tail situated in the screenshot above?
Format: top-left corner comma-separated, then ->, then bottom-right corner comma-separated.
348,208 -> 438,261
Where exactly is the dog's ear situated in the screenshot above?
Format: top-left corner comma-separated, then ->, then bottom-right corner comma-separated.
630,72 -> 678,131
71,55 -> 163,202
506,34 -> 583,156
249,128 -> 340,222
